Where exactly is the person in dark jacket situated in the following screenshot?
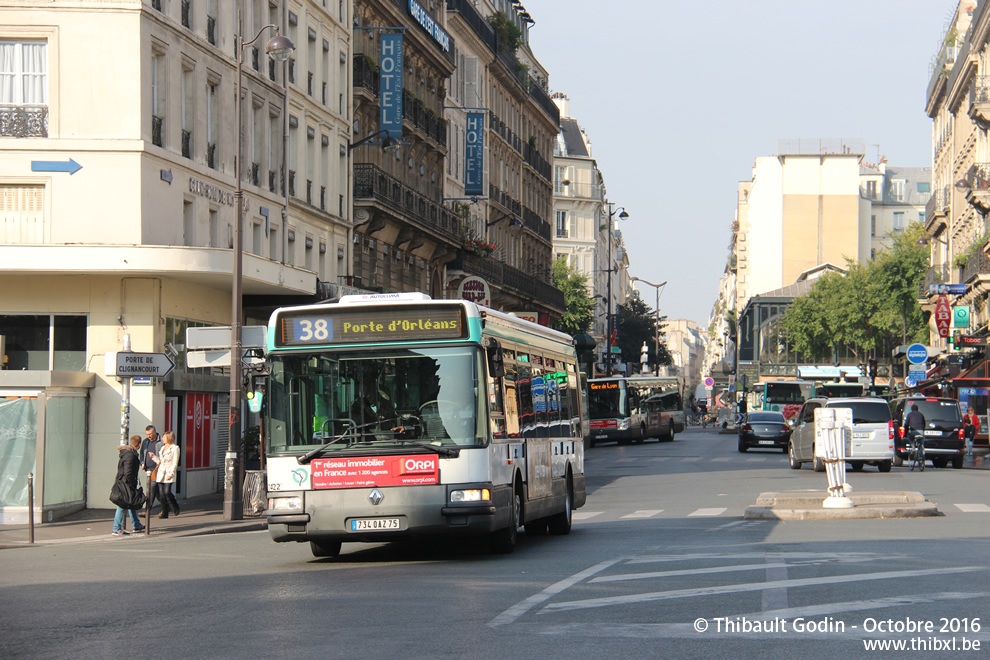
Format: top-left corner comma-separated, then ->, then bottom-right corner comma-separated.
139,425 -> 162,512
112,435 -> 145,536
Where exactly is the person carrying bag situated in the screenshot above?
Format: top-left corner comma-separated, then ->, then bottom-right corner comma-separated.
110,435 -> 148,535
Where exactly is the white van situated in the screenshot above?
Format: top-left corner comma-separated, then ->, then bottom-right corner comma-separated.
788,397 -> 894,473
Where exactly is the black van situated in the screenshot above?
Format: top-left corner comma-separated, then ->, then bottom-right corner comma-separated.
889,396 -> 965,469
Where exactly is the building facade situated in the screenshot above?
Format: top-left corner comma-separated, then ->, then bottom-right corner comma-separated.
0,0 -> 352,521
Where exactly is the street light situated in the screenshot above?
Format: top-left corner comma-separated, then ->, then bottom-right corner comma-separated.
603,202 -> 629,376
629,276 -> 667,375
228,18 -> 295,521
348,129 -> 400,152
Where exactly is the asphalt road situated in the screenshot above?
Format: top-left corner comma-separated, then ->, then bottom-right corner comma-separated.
3,427 -> 990,659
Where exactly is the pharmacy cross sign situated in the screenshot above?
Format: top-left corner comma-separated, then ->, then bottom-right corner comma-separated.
935,295 -> 952,339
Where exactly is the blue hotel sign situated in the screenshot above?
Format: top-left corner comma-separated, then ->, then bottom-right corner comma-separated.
464,112 -> 484,196
408,0 -> 451,52
380,33 -> 404,139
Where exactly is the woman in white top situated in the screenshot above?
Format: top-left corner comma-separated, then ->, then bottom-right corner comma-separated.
157,431 -> 181,518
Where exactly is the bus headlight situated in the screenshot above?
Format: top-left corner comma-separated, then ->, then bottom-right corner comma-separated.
617,419 -> 631,430
450,488 -> 491,503
268,496 -> 302,511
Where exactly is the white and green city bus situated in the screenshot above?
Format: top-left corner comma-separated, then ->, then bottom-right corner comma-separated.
264,293 -> 586,557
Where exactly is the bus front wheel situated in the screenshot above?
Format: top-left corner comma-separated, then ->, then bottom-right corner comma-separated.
490,483 -> 521,554
548,475 -> 573,535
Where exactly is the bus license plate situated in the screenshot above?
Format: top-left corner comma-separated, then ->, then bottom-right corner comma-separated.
351,518 -> 400,531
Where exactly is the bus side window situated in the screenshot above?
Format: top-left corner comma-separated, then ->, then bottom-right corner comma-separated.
488,372 -> 507,440
502,351 -> 520,438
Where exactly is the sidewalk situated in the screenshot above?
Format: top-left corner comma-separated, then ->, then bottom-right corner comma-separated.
0,493 -> 266,549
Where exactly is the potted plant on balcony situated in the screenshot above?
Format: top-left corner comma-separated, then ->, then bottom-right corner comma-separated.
464,237 -> 497,257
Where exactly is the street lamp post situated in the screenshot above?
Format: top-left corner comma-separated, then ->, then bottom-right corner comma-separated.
227,18 -> 294,521
630,276 -> 667,375
603,202 -> 629,376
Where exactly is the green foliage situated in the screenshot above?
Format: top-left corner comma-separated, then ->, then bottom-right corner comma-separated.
616,296 -> 673,368
487,11 -> 523,53
551,257 -> 594,335
781,222 -> 930,354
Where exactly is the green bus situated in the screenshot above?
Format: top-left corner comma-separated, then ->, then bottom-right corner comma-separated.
264,293 -> 586,557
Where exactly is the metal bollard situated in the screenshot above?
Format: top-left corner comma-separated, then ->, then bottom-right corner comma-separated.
28,473 -> 35,544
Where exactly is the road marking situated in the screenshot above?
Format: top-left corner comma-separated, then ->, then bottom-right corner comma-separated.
688,508 -> 726,516
573,511 -> 603,520
539,566 -> 983,614
706,520 -> 746,531
648,457 -> 669,462
762,561 -> 789,612
955,503 -> 990,512
590,562 -> 793,583
712,457 -> 731,462
681,457 -> 702,462
616,458 -> 637,463
620,510 -> 664,519
488,558 -> 624,627
627,552 -> 889,565
533,592 -> 990,639
746,457 -> 766,462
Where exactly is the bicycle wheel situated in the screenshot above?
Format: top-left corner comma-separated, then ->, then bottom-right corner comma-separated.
918,445 -> 925,472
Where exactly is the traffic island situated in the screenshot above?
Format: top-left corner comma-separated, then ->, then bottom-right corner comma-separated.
743,490 -> 940,520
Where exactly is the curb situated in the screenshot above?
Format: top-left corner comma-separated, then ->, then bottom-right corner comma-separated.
743,490 -> 941,520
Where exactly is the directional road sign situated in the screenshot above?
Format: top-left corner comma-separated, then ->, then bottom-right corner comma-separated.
905,376 -> 917,388
115,352 -> 175,378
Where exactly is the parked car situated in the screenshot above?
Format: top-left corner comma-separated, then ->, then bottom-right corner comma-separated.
889,396 -> 965,469
738,411 -> 791,453
788,397 -> 894,472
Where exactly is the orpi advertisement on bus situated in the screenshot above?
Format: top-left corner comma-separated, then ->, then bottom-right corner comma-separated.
310,455 -> 439,489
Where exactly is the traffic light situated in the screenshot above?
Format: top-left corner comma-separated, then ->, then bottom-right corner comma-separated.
868,359 -> 877,378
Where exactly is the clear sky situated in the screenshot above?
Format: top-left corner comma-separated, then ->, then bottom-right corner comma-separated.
522,0 -> 957,327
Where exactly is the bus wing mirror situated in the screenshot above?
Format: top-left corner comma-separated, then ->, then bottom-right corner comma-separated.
484,337 -> 505,378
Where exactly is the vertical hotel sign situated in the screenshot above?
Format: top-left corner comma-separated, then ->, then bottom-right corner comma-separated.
380,33 -> 404,139
465,112 -> 484,196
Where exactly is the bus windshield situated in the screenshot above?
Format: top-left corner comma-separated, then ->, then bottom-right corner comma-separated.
589,382 -> 626,419
817,382 -> 865,398
267,346 -> 486,452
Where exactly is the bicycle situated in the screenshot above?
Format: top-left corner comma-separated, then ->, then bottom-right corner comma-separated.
907,430 -> 925,472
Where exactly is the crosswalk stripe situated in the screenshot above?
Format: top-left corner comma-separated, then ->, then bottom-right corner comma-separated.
681,457 -> 701,462
573,511 -> 603,520
591,562 -> 791,583
688,508 -> 727,517
745,457 -> 766,462
620,510 -> 664,519
954,503 -> 990,513
712,457 -> 731,462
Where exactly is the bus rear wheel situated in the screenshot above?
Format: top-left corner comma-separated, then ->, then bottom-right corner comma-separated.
310,540 -> 341,558
548,476 -> 573,535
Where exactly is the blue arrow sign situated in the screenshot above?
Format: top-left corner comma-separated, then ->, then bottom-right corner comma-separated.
31,159 -> 82,175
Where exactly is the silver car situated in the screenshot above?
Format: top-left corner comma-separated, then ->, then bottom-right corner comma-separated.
788,397 -> 894,473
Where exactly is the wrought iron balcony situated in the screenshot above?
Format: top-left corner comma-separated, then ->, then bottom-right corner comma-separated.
251,162 -> 260,186
452,252 -> 564,310
0,105 -> 48,137
251,47 -> 259,72
269,58 -> 276,82
320,186 -> 327,211
207,142 -> 217,169
288,59 -> 295,84
354,163 -> 461,243
181,129 -> 191,158
181,0 -> 190,28
152,115 -> 164,147
306,180 -> 313,205
919,263 -> 950,299
354,55 -> 379,95
960,249 -> 990,285
522,206 -> 551,242
269,170 -> 277,194
207,16 -> 217,46
925,185 -> 948,228
322,82 -> 328,106
308,72 -> 314,96
289,170 -> 296,197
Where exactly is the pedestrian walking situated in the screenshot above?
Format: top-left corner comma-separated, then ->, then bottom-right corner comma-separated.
111,435 -> 146,536
140,425 -> 163,512
157,431 -> 180,519
963,407 -> 980,457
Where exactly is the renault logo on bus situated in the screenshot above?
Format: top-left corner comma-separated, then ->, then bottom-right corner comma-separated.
369,489 -> 384,505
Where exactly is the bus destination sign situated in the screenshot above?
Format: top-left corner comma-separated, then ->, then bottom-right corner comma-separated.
589,381 -> 619,391
276,305 -> 466,346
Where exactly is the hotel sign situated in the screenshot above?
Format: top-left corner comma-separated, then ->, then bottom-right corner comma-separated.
408,0 -> 450,52
464,112 -> 484,196
380,33 -> 404,139
189,177 -> 235,206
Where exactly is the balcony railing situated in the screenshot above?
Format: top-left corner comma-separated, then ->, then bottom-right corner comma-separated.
308,71 -> 314,96
288,59 -> 295,84
322,82 -> 328,106
522,206 -> 551,242
961,249 -> 990,285
925,185 -> 947,222
289,170 -> 296,197
269,58 -> 276,82
354,163 -> 461,243
919,263 -> 950,298
207,142 -> 217,169
269,170 -> 278,194
181,0 -> 190,28
207,15 -> 217,46
489,183 -> 522,218
455,252 -> 564,310
152,115 -> 164,147
251,162 -> 260,186
354,55 -> 379,95
0,105 -> 48,137
320,186 -> 327,211
181,129 -> 191,158
306,180 -> 313,205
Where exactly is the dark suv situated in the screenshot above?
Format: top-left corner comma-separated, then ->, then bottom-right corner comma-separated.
889,396 -> 965,469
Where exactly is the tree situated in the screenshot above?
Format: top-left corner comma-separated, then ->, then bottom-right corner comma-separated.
551,257 -> 594,335
615,296 -> 673,369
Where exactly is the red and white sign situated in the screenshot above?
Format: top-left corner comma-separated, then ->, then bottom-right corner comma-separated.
935,295 -> 952,338
458,276 -> 491,308
311,454 -> 439,489
589,419 -> 617,429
